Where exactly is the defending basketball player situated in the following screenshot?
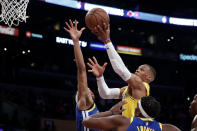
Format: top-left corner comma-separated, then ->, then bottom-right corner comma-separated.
83,96 -> 162,131
87,23 -> 156,118
189,94 -> 197,131
64,19 -> 99,131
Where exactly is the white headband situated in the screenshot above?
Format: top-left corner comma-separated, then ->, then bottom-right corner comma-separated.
138,99 -> 152,118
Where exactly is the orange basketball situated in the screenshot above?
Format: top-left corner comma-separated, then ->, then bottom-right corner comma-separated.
85,8 -> 110,30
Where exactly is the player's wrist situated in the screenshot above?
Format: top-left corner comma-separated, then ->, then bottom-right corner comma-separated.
96,75 -> 104,80
72,39 -> 79,43
103,38 -> 111,44
105,42 -> 113,49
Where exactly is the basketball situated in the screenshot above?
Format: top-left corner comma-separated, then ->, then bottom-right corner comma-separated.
85,8 -> 110,30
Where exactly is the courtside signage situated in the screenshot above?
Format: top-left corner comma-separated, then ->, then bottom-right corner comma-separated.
26,31 -> 43,39
56,37 -> 87,47
180,54 -> 197,61
0,25 -> 19,36
117,45 -> 142,56
42,0 -> 197,27
84,3 -> 124,16
89,42 -> 106,51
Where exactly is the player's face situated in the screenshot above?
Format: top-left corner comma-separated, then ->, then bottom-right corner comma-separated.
189,95 -> 197,117
135,65 -> 150,79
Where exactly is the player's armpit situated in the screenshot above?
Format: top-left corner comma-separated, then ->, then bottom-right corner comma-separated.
77,94 -> 94,110
119,86 -> 128,98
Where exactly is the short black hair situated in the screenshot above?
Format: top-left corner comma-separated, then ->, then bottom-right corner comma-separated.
141,96 -> 161,118
146,64 -> 156,82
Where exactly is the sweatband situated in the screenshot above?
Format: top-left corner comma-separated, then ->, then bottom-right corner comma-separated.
138,99 -> 152,118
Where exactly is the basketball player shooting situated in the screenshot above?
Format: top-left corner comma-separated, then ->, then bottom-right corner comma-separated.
87,22 -> 156,119
87,16 -> 181,131
64,19 -> 99,131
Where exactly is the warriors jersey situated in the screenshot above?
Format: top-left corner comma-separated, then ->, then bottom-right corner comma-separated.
76,103 -> 100,131
122,82 -> 150,118
127,117 -> 162,131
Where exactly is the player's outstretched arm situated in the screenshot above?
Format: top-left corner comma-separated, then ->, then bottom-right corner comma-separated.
83,100 -> 129,130
64,20 -> 93,109
64,19 -> 85,72
87,56 -> 120,99
92,24 -> 132,82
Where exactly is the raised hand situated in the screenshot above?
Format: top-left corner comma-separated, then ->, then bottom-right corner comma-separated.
110,100 -> 127,115
87,56 -> 107,77
91,23 -> 111,44
64,19 -> 85,42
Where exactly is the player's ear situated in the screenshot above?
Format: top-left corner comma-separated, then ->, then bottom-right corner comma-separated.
145,72 -> 153,82
146,75 -> 152,82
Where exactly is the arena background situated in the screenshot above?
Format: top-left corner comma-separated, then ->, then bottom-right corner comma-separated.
0,0 -> 197,130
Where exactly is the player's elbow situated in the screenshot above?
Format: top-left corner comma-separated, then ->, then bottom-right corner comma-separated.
100,93 -> 111,99
99,89 -> 113,99
99,89 -> 120,99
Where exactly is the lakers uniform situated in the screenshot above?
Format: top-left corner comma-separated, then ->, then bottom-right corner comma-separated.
122,82 -> 150,118
76,103 -> 100,131
127,117 -> 162,131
